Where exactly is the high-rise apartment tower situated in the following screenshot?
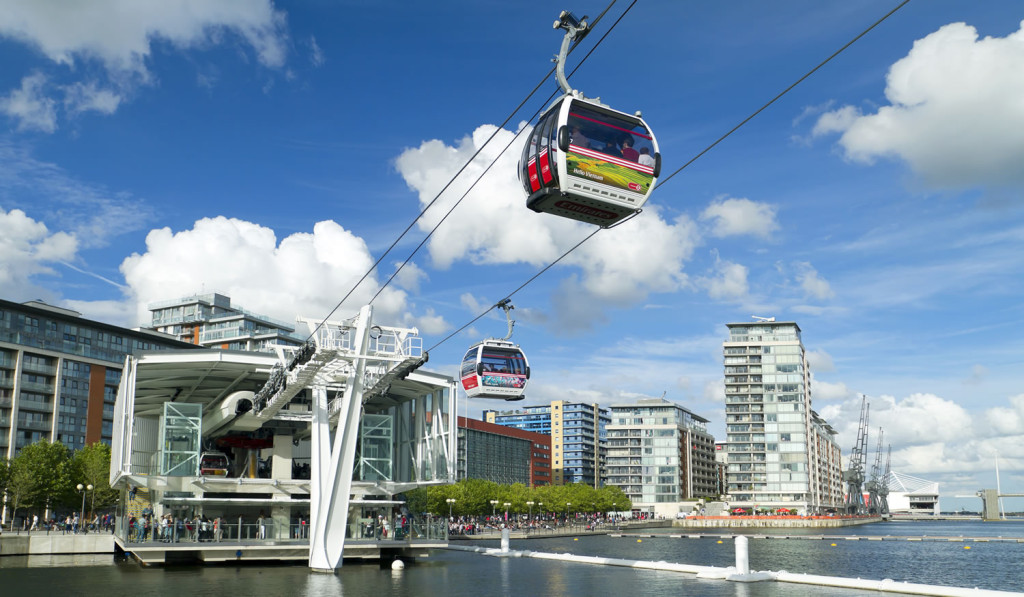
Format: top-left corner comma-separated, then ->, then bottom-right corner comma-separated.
723,320 -> 843,513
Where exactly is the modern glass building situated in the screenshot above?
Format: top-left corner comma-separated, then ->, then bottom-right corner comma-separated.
0,298 -> 200,462
457,417 -> 551,487
723,320 -> 843,514
606,398 -> 717,518
148,293 -> 306,352
484,400 -> 608,487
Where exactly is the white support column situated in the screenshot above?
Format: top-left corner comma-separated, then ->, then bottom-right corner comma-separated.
272,432 -> 293,480
308,386 -> 332,569
308,305 -> 373,573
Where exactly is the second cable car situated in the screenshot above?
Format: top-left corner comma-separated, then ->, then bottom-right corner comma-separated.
520,11 -> 661,228
459,299 -> 530,401
460,339 -> 530,401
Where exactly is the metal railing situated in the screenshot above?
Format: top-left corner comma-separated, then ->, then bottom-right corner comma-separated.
114,514 -> 449,545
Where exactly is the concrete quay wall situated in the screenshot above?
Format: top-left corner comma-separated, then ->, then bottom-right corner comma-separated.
0,533 -> 115,556
672,516 -> 881,529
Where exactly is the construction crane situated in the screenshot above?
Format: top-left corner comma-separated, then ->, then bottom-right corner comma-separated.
865,428 -> 885,515
842,396 -> 870,515
879,444 -> 892,517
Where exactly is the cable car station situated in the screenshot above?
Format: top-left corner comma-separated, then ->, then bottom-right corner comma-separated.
109,305 -> 456,570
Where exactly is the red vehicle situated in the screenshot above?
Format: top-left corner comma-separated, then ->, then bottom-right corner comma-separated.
200,452 -> 230,476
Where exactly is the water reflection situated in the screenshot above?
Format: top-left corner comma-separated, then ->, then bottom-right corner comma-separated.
0,554 -> 114,568
304,571 -> 344,597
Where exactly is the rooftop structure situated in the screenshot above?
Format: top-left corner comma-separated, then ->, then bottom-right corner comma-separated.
887,471 -> 940,515
147,293 -> 305,352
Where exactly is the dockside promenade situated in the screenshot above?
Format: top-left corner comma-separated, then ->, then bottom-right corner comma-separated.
0,531 -> 115,557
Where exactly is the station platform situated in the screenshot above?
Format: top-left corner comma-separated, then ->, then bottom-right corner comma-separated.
114,536 -> 447,566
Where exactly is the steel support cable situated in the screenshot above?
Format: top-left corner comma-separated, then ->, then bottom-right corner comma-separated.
368,2 -> 636,308
655,0 -> 911,189
306,1 -> 624,341
425,0 -> 910,355
425,227 -> 601,353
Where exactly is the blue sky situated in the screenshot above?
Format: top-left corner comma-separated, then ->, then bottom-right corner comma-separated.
2,1 -> 1023,509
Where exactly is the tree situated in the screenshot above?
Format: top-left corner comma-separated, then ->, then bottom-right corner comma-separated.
4,440 -> 73,528
419,480 -> 632,520
71,442 -> 118,516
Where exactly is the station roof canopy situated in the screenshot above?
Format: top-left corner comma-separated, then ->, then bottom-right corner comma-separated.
130,350 -> 277,418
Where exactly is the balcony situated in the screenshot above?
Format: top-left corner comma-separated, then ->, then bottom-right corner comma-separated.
17,419 -> 50,431
18,398 -> 53,413
21,360 -> 56,375
19,381 -> 55,394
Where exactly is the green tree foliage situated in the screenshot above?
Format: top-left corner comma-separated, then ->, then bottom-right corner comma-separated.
0,458 -> 9,509
71,442 -> 118,515
421,480 -> 632,517
4,440 -> 73,528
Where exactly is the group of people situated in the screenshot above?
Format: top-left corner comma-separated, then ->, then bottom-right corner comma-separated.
15,513 -> 112,534
570,125 -> 655,167
446,512 -> 619,536
126,513 -> 224,543
361,511 -> 409,540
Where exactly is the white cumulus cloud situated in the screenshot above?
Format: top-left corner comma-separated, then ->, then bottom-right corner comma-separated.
0,207 -> 78,301
794,262 -> 835,300
0,0 -> 289,130
700,196 -> 779,239
699,253 -> 749,301
983,394 -> 1024,436
815,21 -> 1024,188
118,217 -> 410,328
394,124 -> 699,331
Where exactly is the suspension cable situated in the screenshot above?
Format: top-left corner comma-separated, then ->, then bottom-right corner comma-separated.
368,2 -> 636,309
425,0 -> 911,355
306,1 -> 626,342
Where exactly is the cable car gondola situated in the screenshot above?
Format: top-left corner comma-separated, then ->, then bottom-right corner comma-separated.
460,300 -> 530,401
520,11 -> 661,228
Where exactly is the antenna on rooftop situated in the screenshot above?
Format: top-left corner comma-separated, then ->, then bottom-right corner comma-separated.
751,315 -> 775,322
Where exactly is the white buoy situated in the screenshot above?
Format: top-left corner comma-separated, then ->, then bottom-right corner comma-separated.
391,559 -> 405,570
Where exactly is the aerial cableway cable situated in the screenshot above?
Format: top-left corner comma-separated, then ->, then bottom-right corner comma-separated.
366,1 -> 637,308
424,0 -> 912,355
303,0 -> 628,346
655,0 -> 912,190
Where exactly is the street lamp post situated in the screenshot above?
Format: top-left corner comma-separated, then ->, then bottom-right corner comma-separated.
446,498 -> 456,520
490,500 -> 499,519
526,500 -> 535,521
503,502 -> 511,524
566,502 -> 571,526
76,483 -> 93,534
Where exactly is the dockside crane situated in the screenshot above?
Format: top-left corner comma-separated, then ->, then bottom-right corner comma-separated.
842,396 -> 870,515
865,428 -> 885,514
879,444 -> 892,516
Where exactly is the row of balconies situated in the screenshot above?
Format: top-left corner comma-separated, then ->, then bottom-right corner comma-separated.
725,375 -> 763,384
17,398 -> 53,412
20,360 -> 56,375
